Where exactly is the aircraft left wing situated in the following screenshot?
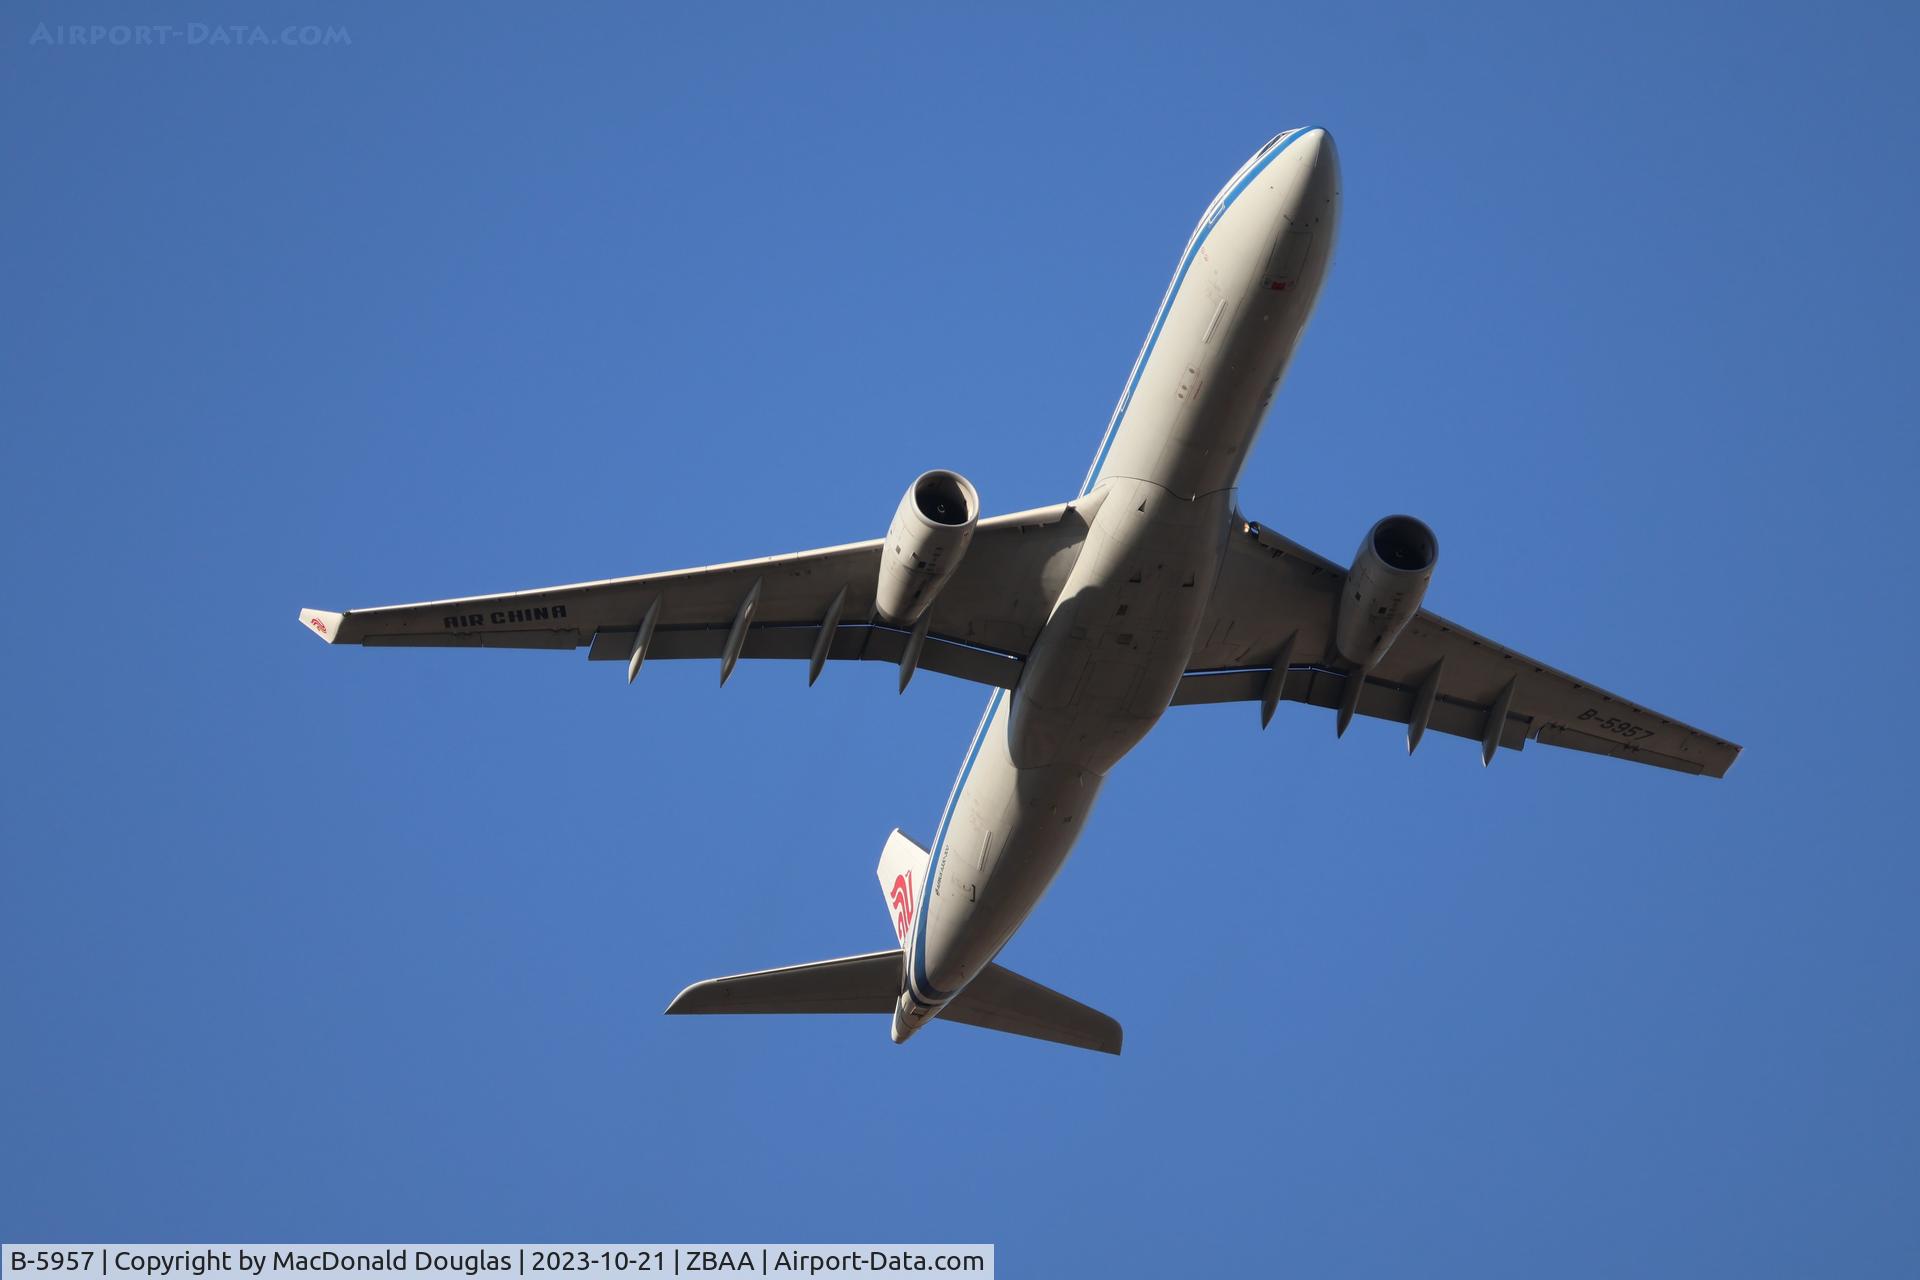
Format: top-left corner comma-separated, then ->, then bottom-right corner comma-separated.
1176,518 -> 1742,777
298,500 -> 1096,690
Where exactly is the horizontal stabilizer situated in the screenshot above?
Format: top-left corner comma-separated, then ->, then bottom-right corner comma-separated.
667,951 -> 1122,1054
940,962 -> 1122,1055
666,951 -> 899,1016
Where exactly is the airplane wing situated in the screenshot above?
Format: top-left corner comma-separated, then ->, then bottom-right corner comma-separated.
1175,518 -> 1742,777
297,499 -> 1094,690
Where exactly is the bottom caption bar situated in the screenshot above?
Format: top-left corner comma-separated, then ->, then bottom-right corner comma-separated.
4,1249 -> 992,1280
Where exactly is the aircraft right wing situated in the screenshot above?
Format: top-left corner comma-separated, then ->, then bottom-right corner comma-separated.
1175,518 -> 1742,777
297,498 -> 1098,690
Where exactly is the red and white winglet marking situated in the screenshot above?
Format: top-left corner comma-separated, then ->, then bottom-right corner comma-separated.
298,609 -> 345,643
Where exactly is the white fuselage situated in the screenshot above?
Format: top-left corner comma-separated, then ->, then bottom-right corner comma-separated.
896,128 -> 1341,1040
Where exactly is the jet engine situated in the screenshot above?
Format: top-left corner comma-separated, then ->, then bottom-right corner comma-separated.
1333,514 -> 1438,669
876,469 -> 980,627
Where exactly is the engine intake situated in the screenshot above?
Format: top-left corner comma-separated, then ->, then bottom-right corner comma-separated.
1334,514 -> 1438,669
876,470 -> 980,626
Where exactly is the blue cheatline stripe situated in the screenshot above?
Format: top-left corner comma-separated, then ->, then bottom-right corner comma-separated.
908,687 -> 1004,1004
1077,127 -> 1319,497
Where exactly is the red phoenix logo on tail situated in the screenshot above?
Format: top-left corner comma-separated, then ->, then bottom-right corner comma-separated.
309,616 -> 328,636
890,871 -> 914,941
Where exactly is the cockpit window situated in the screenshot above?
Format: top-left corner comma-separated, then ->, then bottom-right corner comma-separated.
1257,130 -> 1291,158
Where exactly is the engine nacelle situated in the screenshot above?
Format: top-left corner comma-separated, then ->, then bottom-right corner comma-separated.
876,470 -> 980,627
1334,515 -> 1438,669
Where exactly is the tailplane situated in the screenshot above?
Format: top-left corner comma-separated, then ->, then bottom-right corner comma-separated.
665,828 -> 1121,1054
666,952 -> 1122,1055
937,962 -> 1122,1054
665,951 -> 900,1015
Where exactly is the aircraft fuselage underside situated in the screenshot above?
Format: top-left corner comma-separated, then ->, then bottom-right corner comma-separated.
896,128 -> 1341,1036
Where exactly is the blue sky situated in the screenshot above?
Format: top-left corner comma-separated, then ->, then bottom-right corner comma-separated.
4,2 -> 1917,1274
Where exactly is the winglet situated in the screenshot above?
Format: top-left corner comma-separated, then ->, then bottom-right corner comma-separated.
298,609 -> 344,644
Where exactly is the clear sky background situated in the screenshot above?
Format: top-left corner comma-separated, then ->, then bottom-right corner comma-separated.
4,2 -> 1917,1274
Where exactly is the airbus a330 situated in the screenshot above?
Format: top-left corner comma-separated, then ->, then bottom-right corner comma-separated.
301,127 -> 1739,1054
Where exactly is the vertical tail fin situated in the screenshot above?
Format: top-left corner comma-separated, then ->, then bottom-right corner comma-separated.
875,828 -> 931,946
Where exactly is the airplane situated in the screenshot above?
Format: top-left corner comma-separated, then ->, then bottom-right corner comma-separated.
299,126 -> 1740,1055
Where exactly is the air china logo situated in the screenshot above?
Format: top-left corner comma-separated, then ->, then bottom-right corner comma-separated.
890,871 -> 914,941
309,617 -> 328,636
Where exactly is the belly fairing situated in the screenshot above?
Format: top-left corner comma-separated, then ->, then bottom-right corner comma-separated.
1009,479 -> 1232,773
